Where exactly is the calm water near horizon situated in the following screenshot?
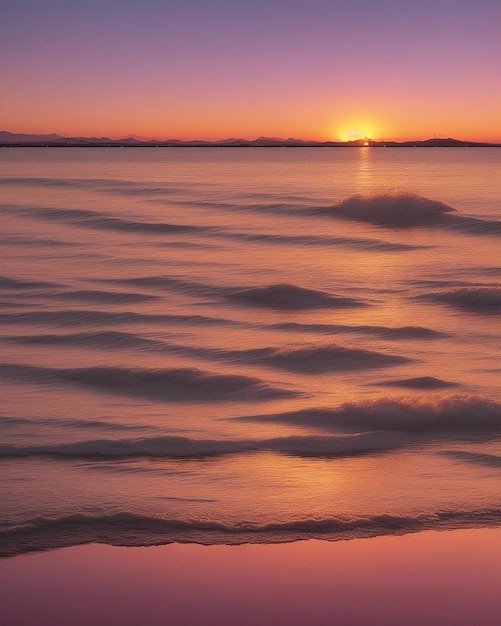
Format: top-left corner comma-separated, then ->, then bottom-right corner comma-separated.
1,147 -> 500,556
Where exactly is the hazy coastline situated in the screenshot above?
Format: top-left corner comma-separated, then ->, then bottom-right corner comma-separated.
1,131 -> 500,148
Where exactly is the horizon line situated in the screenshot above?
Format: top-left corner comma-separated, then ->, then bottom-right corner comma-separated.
1,130 -> 501,147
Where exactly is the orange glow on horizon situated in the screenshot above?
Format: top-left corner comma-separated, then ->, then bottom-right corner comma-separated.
3,107 -> 500,144
337,122 -> 376,143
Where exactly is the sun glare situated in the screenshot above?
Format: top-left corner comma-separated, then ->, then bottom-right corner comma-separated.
338,124 -> 375,142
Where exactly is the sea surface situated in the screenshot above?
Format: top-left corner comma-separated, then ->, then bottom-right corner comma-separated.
1,147 -> 500,557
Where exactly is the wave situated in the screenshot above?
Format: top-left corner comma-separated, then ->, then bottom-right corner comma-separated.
94,273 -> 499,324
3,204 -> 210,236
52,289 -> 160,304
230,231 -> 425,252
99,275 -> 215,297
2,330 -> 168,351
0,309 -> 239,328
375,376 -> 460,389
0,431 -> 411,461
0,325 -> 447,363
0,363 -> 296,402
0,234 -> 73,247
100,278 -> 367,311
440,450 -> 501,468
238,395 -> 501,434
307,193 -> 501,234
0,415 -> 154,432
1,176 -> 190,197
418,287 -> 501,315
315,193 -> 455,227
225,283 -> 365,310
445,215 -> 501,236
14,289 -> 162,305
0,275 -> 59,290
239,344 -> 410,372
0,203 -> 426,254
2,423 -> 498,463
1,333 -> 410,375
2,508 -> 500,557
269,321 -> 448,339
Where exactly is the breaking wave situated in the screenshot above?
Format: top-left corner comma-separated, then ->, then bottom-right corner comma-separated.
4,396 -> 497,462
1,508 -> 500,557
238,395 -> 501,434
0,363 -> 296,401
309,193 -> 501,234
317,193 -> 455,227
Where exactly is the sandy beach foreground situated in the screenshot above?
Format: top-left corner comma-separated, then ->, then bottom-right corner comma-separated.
1,528 -> 499,626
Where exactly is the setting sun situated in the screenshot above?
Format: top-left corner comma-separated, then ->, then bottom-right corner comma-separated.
338,124 -> 375,142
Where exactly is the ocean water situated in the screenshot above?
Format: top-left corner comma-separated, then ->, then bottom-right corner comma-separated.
0,147 -> 500,557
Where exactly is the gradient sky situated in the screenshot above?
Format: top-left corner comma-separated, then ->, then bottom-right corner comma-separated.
1,0 -> 500,141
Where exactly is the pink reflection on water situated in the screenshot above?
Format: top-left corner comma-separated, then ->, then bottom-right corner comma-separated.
1,529 -> 500,626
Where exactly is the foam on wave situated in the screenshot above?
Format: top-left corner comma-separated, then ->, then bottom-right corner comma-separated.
309,193 -> 501,234
321,193 -> 455,227
239,395 -> 501,434
0,363 -> 295,401
1,508 -> 499,557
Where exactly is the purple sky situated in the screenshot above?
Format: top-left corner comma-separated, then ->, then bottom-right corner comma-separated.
1,0 -> 500,140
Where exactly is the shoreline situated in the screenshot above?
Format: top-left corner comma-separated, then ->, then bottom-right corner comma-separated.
1,528 -> 500,626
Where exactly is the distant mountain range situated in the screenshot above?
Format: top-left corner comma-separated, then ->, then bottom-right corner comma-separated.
1,131 -> 499,148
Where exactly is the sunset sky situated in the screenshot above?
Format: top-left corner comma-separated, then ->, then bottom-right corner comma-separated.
2,0 -> 500,142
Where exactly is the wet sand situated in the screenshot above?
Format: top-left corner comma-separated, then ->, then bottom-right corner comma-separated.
1,528 -> 500,626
